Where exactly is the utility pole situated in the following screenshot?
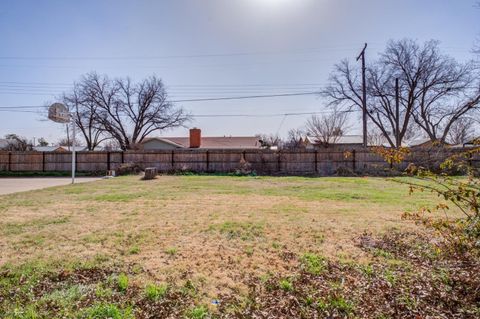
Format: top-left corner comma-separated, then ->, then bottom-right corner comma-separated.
395,78 -> 400,148
356,43 -> 368,148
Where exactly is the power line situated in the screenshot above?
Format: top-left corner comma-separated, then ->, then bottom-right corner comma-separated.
0,105 -> 45,109
0,109 -> 40,113
0,45 -> 471,61
0,108 -> 361,117
0,80 -> 323,87
0,92 -> 318,109
0,87 -> 322,96
0,45 -> 380,61
194,110 -> 360,118
0,58 -> 337,70
170,92 -> 319,103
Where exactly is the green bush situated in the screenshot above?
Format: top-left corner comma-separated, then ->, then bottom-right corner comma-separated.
82,303 -> 133,319
278,278 -> 294,291
117,273 -> 129,292
145,283 -> 168,301
187,305 -> 209,319
300,253 -> 326,275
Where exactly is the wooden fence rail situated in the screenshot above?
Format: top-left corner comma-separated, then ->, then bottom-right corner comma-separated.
0,149 -> 478,176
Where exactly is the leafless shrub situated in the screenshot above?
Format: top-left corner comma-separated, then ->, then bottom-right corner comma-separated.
305,108 -> 349,147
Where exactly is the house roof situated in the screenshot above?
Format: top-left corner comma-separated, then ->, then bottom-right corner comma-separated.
33,146 -> 68,152
142,136 -> 261,149
462,137 -> 480,145
404,138 -> 452,147
305,135 -> 364,145
305,135 -> 458,148
404,138 -> 431,147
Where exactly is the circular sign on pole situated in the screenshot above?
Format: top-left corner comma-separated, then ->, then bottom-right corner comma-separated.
48,102 -> 76,184
48,103 -> 70,123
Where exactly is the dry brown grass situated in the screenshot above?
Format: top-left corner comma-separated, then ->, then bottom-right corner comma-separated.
0,175 -> 451,301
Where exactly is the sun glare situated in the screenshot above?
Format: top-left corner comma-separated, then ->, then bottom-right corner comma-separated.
251,0 -> 312,11
257,0 -> 294,5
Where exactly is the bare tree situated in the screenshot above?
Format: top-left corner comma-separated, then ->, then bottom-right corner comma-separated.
102,139 -> 122,151
257,134 -> 282,149
283,128 -> 305,149
63,83 -> 108,151
322,59 -> 410,148
69,72 -> 189,150
386,40 -> 480,144
367,127 -> 387,146
37,138 -> 49,146
447,117 -> 476,144
305,109 -> 349,147
2,134 -> 33,151
57,137 -> 81,147
323,39 -> 480,147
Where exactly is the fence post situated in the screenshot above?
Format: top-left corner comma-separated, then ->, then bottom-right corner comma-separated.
314,150 -> 318,173
277,151 -> 281,173
121,151 -> 124,164
206,150 -> 210,171
171,150 -> 175,168
42,152 -> 46,172
8,152 -> 11,172
352,149 -> 356,171
107,152 -> 111,171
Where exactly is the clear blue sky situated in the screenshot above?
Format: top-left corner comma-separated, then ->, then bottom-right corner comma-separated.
0,0 -> 478,143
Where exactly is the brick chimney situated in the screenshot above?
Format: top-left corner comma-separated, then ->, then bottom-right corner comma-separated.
189,128 -> 201,148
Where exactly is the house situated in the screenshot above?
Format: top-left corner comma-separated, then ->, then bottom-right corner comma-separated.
304,135 -> 365,149
404,138 -> 451,148
304,134 -> 457,149
141,128 -> 262,150
462,138 -> 480,148
33,146 -> 69,152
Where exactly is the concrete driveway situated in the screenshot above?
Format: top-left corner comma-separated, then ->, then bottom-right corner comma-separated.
0,177 -> 101,195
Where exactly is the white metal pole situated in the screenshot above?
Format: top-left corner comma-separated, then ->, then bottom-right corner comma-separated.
71,118 -> 76,184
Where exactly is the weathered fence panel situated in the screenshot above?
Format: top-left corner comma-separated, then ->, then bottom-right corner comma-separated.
10,152 -> 43,171
44,153 -> 71,172
0,148 -> 477,176
0,153 -> 9,171
207,150 -> 243,172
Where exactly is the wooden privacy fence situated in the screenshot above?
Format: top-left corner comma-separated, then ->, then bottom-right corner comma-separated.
0,149 -> 478,176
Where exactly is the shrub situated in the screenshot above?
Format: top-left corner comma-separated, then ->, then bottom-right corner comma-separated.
210,221 -> 264,240
115,163 -> 143,176
234,157 -> 254,176
145,283 -> 168,301
82,303 -> 133,319
165,247 -> 177,256
335,166 -> 355,177
128,246 -> 140,255
117,273 -> 129,292
300,253 -> 326,275
378,146 -> 480,257
187,305 -> 209,319
317,295 -> 355,316
278,278 -> 294,291
328,296 -> 355,315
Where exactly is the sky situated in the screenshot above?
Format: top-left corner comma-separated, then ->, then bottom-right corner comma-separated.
0,0 -> 478,144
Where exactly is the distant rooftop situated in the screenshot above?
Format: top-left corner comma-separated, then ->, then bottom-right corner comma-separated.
142,136 -> 261,149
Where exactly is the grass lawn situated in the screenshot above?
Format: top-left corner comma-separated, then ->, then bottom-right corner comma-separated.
0,175 -> 477,318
